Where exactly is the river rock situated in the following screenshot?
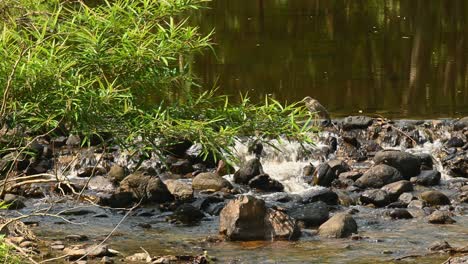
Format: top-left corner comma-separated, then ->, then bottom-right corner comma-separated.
387,209 -> 413,219
63,244 -> 113,260
445,255 -> 468,264
170,204 -> 205,225
192,172 -> 232,191
339,171 -> 363,181
381,180 -> 413,199
318,213 -> 358,238
219,195 -> 299,241
234,158 -> 263,184
164,180 -> 193,201
398,192 -> 415,204
428,210 -> 456,224
356,164 -> 404,188
248,174 -> 284,192
445,155 -> 468,178
302,189 -> 339,205
287,201 -> 329,227
108,165 -> 126,183
445,137 -> 465,148
313,160 -> 350,187
119,172 -> 173,203
374,150 -> 421,178
359,189 -> 392,207
342,116 -> 373,130
169,159 -> 193,175
3,194 -> 26,209
415,153 -> 434,170
454,116 -> 468,130
98,192 -> 134,208
420,190 -> 451,206
411,170 -> 441,186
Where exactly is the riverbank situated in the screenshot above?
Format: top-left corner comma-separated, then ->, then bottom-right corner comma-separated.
0,116 -> 467,263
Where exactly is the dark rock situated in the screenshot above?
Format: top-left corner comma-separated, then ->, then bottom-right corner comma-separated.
342,116 -> 373,130
374,150 -> 421,178
411,170 -> 441,186
287,201 -> 329,227
162,140 -> 192,158
248,140 -> 264,157
98,192 -> 134,208
61,209 -> 94,216
446,137 -> 465,148
454,116 -> 468,130
445,155 -> 468,178
420,190 -> 451,206
428,211 -> 456,224
313,160 -> 350,187
192,172 -> 232,191
381,180 -> 413,199
386,201 -> 408,208
164,179 -> 193,201
303,164 -> 315,177
302,189 -> 339,205
215,160 -> 235,176
248,174 -> 284,192
387,209 -> 413,219
170,204 -> 205,224
219,195 -> 300,241
234,158 -> 263,184
359,189 -> 392,207
65,234 -> 88,242
51,136 -> 67,148
318,213 -> 358,238
339,171 -> 363,181
77,166 -> 107,178
169,159 -> 193,175
119,172 -> 173,203
108,165 -> 126,183
3,194 -> 26,209
415,153 -> 434,170
356,164 -> 404,188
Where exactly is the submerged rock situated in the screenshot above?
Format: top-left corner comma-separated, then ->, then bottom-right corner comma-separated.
387,209 -> 413,219
420,190 -> 451,206
192,172 -> 232,191
234,158 -> 263,184
170,204 -> 205,225
219,195 -> 299,241
248,174 -> 284,192
318,213 -> 358,238
411,170 -> 441,186
373,150 -> 421,178
356,164 -> 404,188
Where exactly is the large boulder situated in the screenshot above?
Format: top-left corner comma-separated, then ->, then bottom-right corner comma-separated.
313,160 -> 350,187
374,150 -> 421,178
248,174 -> 284,192
287,201 -> 329,227
420,190 -> 451,206
410,170 -> 441,186
234,158 -> 263,184
318,213 -> 358,238
219,195 -> 300,241
356,164 -> 404,188
342,116 -> 373,130
119,172 -> 173,203
192,172 -> 232,191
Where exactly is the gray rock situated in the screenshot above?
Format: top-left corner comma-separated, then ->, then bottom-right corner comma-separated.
318,213 -> 358,238
119,172 -> 173,203
420,190 -> 451,206
359,189 -> 392,207
234,158 -> 263,184
408,200 -> 426,209
387,209 -> 413,219
287,201 -> 329,227
398,192 -> 416,204
415,153 -> 433,170
356,164 -> 404,188
411,170 -> 441,186
428,210 -> 456,224
192,172 -> 232,191
445,137 -> 465,148
170,204 -> 204,224
313,160 -> 350,187
302,189 -> 339,205
454,116 -> 468,130
374,150 -> 421,178
342,116 -> 373,130
381,180 -> 413,199
248,174 -> 284,192
339,171 -> 363,181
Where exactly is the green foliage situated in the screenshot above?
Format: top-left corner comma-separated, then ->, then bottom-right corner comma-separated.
0,0 -> 316,163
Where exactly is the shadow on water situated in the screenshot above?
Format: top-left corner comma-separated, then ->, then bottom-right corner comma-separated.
191,0 -> 468,119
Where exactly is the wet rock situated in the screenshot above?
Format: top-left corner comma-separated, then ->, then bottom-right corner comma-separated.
398,192 -> 415,204
339,171 -> 362,181
386,201 -> 408,208
248,139 -> 264,157
429,241 -> 452,251
164,180 -> 193,201
119,172 -> 173,203
415,153 -> 434,170
66,235 -> 89,242
3,194 -> 26,209
373,150 -> 421,178
342,116 -> 373,130
381,180 -> 413,199
359,189 -> 392,207
234,158 -> 263,184
446,137 -> 465,148
411,170 -> 441,186
62,209 -> 94,216
355,164 -> 404,188
303,164 -> 315,177
387,209 -> 413,219
248,174 -> 284,192
408,200 -> 426,209
219,195 -> 299,241
108,165 -> 126,183
192,172 -> 232,191
318,213 -> 358,238
302,189 -> 339,205
287,201 -> 329,227
170,204 -> 204,225
98,192 -> 134,208
77,166 -> 107,178
169,159 -> 193,175
63,244 -> 113,260
215,160 -> 235,176
420,190 -> 451,206
445,155 -> 468,178
428,211 -> 456,224
454,116 -> 468,130
313,160 -> 350,187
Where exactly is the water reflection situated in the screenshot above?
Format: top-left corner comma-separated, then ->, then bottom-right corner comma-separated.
191,0 -> 467,118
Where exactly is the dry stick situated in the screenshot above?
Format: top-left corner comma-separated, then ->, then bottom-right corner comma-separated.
75,200 -> 142,262
3,239 -> 39,264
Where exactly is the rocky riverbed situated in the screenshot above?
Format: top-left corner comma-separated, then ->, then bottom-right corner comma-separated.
1,116 -> 467,263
